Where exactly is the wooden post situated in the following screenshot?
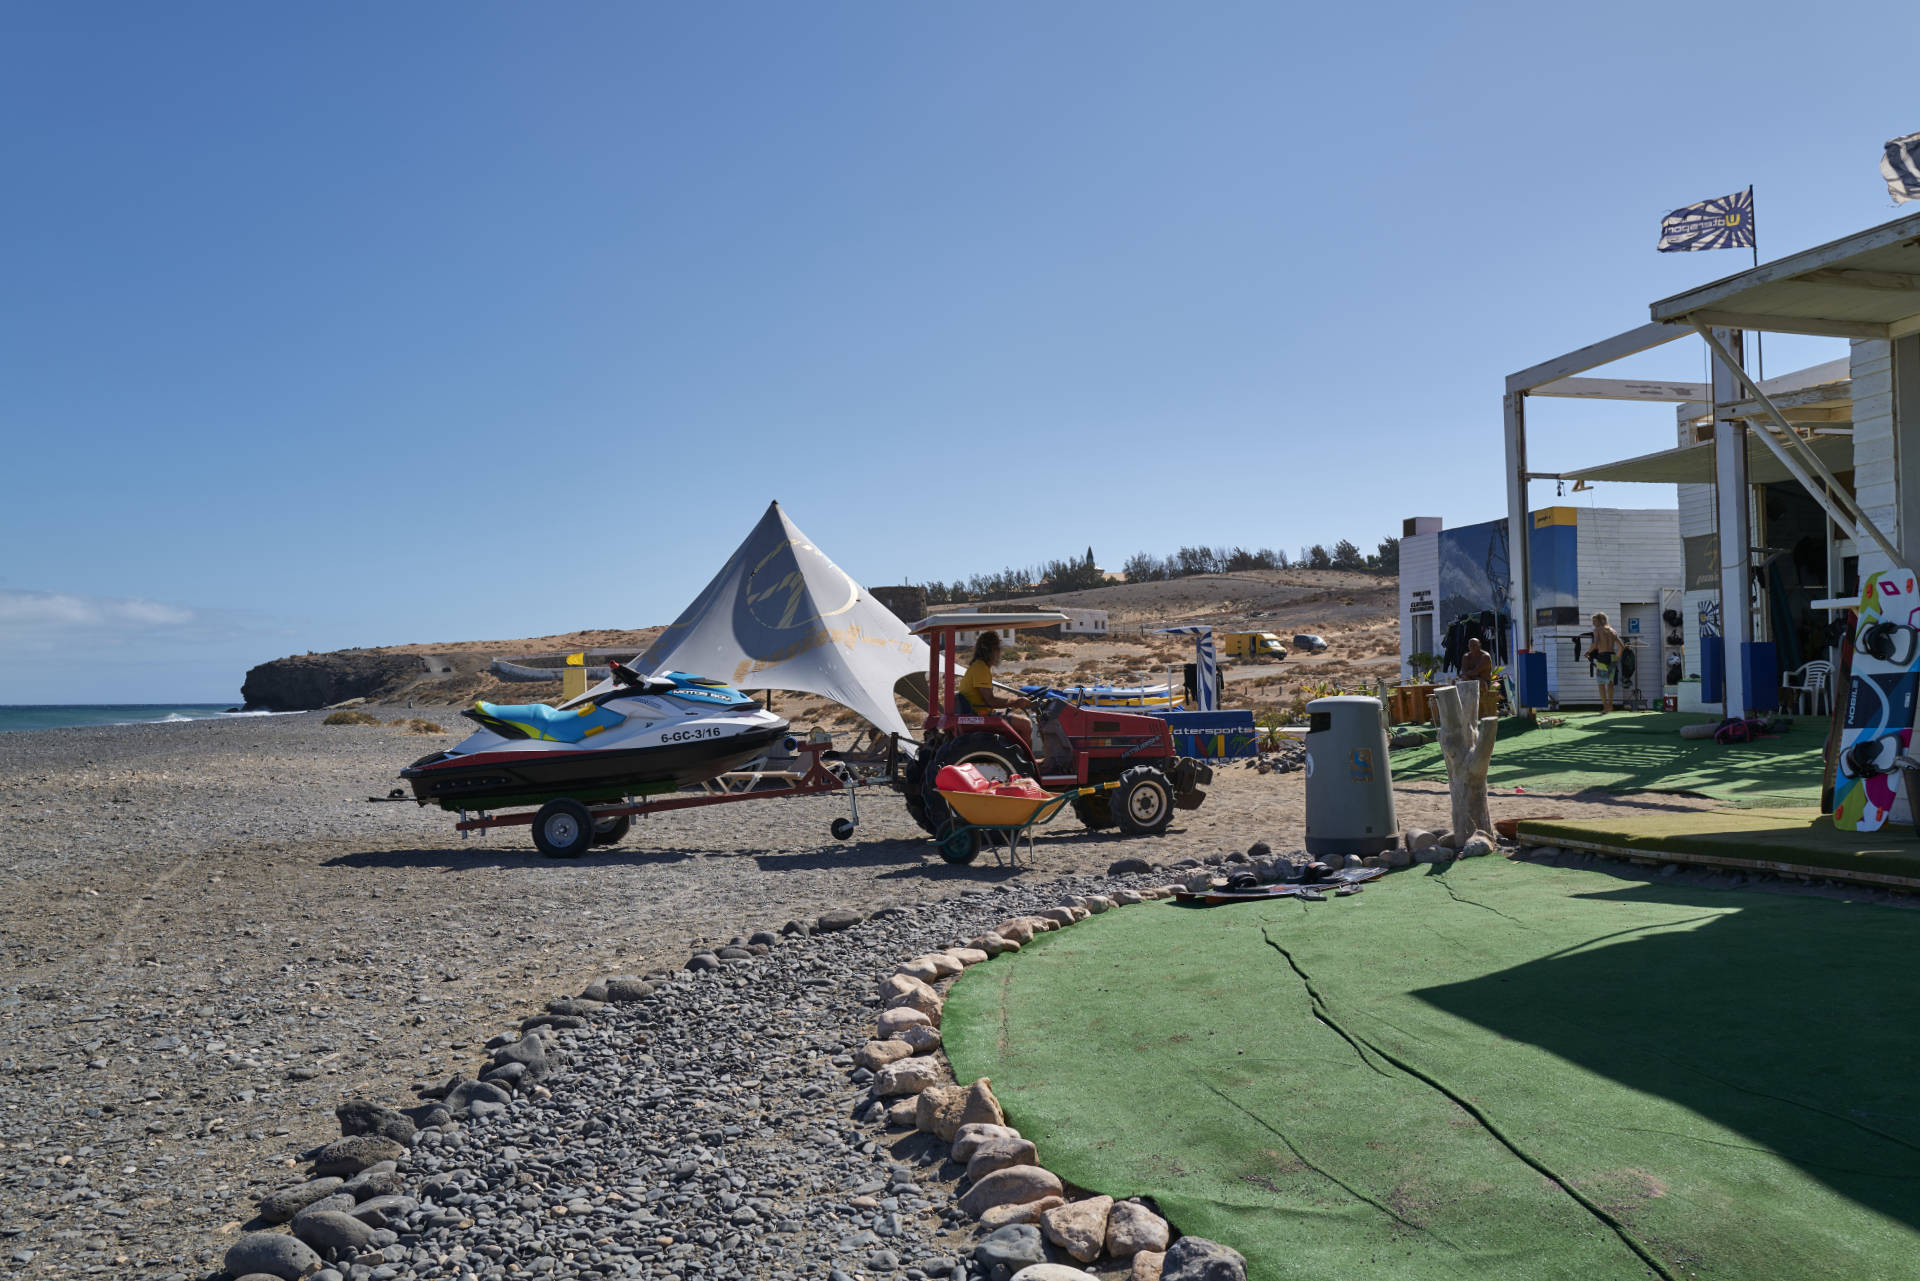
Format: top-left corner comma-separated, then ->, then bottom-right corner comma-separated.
1432,682 -> 1499,848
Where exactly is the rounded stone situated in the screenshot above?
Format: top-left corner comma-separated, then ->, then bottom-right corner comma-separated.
224,1232 -> 322,1280
258,1178 -> 345,1224
1161,1236 -> 1248,1281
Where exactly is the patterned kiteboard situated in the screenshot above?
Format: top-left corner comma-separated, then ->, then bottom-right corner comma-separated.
1834,568 -> 1920,832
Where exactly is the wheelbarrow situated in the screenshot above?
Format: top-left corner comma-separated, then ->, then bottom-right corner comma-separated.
934,772 -> 1122,868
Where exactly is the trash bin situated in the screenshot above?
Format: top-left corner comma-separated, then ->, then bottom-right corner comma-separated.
1304,695 -> 1397,857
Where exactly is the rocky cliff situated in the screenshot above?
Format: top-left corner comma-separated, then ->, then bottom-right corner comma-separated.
240,653 -> 432,712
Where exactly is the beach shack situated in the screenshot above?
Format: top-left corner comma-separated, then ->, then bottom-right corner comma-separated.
1502,210 -> 1920,721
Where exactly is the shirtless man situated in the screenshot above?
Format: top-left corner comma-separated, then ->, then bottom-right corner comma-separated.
1590,612 -> 1622,714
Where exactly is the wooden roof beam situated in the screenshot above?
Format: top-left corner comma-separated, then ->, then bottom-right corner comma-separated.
1793,267 -> 1920,292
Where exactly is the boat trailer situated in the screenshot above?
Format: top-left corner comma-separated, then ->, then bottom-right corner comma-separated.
445,739 -> 891,857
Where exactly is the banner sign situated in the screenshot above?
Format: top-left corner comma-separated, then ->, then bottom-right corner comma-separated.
1683,533 -> 1719,592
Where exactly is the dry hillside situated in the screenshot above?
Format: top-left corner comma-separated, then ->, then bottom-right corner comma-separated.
252,570 -> 1399,727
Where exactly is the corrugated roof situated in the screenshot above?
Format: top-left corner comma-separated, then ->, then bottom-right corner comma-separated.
1649,211 -> 1920,339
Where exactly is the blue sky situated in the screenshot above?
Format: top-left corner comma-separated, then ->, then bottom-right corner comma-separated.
3,2 -> 1913,702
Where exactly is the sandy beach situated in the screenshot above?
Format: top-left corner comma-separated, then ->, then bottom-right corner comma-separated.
0,711 -> 1717,1280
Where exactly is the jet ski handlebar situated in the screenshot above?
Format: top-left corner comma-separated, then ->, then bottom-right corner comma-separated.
608,659 -> 677,696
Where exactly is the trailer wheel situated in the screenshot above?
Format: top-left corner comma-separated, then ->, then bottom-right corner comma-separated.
1072,793 -> 1116,831
830,817 -> 856,841
533,799 -> 595,858
919,733 -> 1036,836
591,814 -> 631,847
1114,766 -> 1174,836
937,823 -> 981,865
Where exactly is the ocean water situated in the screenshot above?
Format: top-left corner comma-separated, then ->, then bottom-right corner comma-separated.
0,704 -> 291,733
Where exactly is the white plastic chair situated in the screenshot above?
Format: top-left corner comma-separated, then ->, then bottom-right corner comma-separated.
1781,660 -> 1832,716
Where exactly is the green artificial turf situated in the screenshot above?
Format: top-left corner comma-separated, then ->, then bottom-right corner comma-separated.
1390,711 -> 1825,807
943,860 -> 1920,1281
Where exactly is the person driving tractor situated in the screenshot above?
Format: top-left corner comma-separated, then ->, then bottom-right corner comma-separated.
957,631 -> 1032,741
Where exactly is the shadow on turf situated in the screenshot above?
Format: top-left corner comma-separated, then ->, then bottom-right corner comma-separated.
1415,879 -> 1920,1231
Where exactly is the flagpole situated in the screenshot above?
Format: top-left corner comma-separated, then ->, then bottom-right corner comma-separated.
1750,185 -> 1762,382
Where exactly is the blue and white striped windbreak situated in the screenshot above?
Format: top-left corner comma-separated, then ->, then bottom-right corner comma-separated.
1884,133 -> 1920,204
1154,626 -> 1219,711
1657,187 -> 1755,252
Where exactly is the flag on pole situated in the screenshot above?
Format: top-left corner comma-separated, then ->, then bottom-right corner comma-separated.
1657,187 -> 1756,252
565,652 -> 585,666
1884,132 -> 1920,204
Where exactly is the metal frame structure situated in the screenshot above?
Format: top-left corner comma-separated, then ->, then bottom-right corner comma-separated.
1504,211 -> 1920,716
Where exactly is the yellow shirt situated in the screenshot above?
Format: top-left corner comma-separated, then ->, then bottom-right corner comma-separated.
959,659 -> 994,711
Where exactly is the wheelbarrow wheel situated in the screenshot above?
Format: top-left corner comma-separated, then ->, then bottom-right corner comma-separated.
937,823 -> 981,865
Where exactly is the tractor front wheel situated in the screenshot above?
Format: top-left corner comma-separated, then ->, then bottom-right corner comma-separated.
1114,766 -> 1174,837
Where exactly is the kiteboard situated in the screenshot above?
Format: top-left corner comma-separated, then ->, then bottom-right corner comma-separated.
1833,568 -> 1920,832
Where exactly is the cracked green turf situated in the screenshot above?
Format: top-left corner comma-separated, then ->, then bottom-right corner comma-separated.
942,859 -> 1920,1280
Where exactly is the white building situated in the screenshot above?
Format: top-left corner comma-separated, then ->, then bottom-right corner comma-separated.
1059,608 -> 1110,636
1398,508 -> 1682,707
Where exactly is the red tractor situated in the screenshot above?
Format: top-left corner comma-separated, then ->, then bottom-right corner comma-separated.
900,612 -> 1211,860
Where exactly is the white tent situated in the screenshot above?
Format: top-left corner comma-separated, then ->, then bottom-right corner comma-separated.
621,501 -> 928,740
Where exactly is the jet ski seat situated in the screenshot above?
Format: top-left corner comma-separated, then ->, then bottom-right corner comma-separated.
470,700 -> 626,743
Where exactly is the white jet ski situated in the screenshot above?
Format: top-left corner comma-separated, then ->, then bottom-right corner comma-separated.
401,661 -> 789,812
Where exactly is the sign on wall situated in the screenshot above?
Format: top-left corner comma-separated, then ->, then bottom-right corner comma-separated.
1683,534 -> 1719,592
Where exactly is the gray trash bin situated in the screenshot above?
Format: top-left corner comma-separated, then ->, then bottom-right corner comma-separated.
1303,695 -> 1397,857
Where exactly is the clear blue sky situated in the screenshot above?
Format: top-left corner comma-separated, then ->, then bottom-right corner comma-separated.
3,1 -> 1913,702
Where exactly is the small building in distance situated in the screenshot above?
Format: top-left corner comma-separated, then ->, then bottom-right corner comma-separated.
1058,608 -> 1110,636
868,585 -> 927,624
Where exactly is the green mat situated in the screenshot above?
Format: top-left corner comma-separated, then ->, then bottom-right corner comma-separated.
1391,711 -> 1825,807
944,860 -> 1920,1281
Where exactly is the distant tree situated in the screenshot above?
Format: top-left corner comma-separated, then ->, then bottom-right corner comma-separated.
1121,551 -> 1165,582
1305,544 -> 1333,570
1086,546 -> 1096,567
1331,539 -> 1365,571
1374,535 -> 1400,575
1267,547 -> 1291,569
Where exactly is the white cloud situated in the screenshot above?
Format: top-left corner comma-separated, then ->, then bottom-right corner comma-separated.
0,589 -> 195,629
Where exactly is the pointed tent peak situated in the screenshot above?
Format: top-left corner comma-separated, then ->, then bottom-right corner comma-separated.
629,501 -> 928,740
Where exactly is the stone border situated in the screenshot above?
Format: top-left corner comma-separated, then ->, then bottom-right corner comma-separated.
840,883 -> 1252,1281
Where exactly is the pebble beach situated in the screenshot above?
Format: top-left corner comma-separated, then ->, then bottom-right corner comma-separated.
0,711 -> 1710,1281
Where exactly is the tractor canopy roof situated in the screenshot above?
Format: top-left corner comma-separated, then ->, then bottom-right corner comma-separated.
911,611 -> 1069,634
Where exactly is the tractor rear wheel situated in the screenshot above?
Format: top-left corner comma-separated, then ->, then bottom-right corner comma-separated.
917,732 -> 1036,837
1072,793 -> 1116,831
1114,766 -> 1174,836
901,751 -> 934,834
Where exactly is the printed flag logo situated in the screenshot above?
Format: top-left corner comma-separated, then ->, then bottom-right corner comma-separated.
1658,186 -> 1756,252
1884,132 -> 1920,205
